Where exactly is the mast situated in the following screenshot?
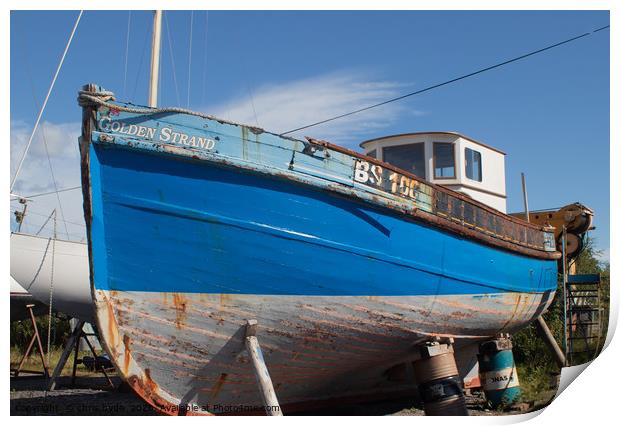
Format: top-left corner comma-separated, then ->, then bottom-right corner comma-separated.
520,172 -> 530,223
148,10 -> 163,107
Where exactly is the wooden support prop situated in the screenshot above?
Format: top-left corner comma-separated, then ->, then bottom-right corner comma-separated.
245,320 -> 283,416
535,317 -> 567,368
48,319 -> 115,391
48,319 -> 85,390
80,331 -> 114,388
12,304 -> 50,378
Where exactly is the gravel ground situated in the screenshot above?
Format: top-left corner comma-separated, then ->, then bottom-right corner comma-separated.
10,375 -> 156,416
10,375 -> 539,416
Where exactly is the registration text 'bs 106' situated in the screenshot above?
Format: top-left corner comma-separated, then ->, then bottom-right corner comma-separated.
353,160 -> 424,199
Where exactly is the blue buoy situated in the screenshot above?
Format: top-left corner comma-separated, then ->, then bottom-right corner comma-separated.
478,336 -> 521,408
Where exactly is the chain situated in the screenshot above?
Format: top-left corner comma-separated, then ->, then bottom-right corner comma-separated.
46,210 -> 57,371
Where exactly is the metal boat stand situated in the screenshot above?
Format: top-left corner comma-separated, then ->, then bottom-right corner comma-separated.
412,339 -> 469,416
477,334 -> 521,408
11,304 -> 50,378
244,320 -> 283,416
48,319 -> 114,391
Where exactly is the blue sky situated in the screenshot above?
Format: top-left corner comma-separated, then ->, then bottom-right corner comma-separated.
10,10 -> 610,259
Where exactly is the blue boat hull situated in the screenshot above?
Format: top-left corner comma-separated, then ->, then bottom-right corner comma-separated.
90,144 -> 556,298
87,142 -> 556,414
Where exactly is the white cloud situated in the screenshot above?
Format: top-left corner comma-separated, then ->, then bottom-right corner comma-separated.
204,72 -> 423,147
10,120 -> 85,241
11,120 -> 81,193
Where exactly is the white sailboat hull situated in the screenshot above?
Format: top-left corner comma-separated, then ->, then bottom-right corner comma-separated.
10,276 -> 48,321
10,232 -> 93,321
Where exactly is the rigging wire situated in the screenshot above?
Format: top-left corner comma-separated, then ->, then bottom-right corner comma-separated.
23,51 -> 71,239
38,125 -> 71,240
201,11 -> 209,105
187,10 -> 194,108
164,13 -> 182,106
123,11 -> 132,98
17,14 -> 78,240
36,210 -> 56,236
247,85 -> 260,128
10,10 -> 83,192
13,185 -> 81,199
131,13 -> 152,100
280,24 -> 610,136
9,205 -> 86,229
13,218 -> 85,240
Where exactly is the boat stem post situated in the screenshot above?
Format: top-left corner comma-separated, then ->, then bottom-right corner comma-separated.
412,339 -> 469,416
244,320 -> 283,416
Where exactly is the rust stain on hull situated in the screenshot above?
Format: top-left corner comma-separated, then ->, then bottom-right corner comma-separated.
219,293 -> 230,306
105,296 -> 120,353
211,373 -> 228,398
172,293 -> 188,329
122,334 -> 132,375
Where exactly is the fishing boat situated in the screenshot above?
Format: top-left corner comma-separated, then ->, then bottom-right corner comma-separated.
77,81 -> 560,414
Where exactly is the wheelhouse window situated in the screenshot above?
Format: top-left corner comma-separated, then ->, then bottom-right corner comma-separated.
366,149 -> 376,159
465,147 -> 482,182
382,143 -> 426,179
433,143 -> 455,179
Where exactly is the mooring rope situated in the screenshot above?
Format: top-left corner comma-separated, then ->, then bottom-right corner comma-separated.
78,88 -> 283,139
78,89 -> 227,123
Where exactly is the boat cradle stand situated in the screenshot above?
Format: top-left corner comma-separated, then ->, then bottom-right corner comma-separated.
477,334 -> 521,408
245,320 -> 283,416
412,339 -> 469,416
47,319 -> 114,391
11,304 -> 50,378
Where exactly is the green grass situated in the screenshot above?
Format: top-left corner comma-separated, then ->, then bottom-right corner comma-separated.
514,361 -> 560,409
10,346 -> 114,377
